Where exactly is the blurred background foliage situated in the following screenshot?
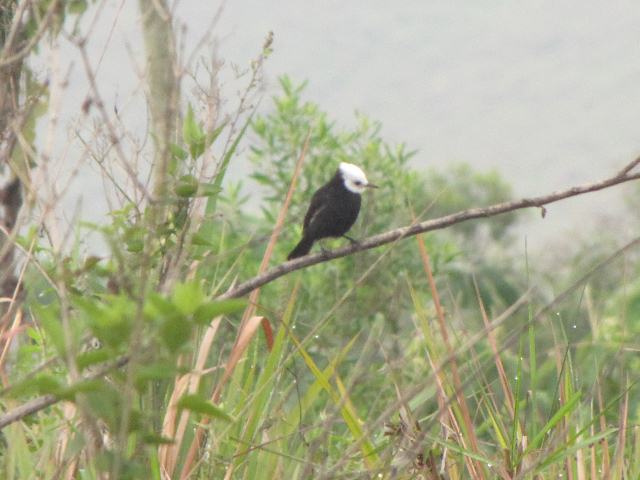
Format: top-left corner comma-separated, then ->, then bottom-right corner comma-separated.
211,76 -> 524,338
3,69 -> 640,477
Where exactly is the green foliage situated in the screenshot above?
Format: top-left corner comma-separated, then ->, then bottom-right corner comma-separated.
423,163 -> 516,239
3,73 -> 640,480
246,76 -> 522,343
177,394 -> 235,422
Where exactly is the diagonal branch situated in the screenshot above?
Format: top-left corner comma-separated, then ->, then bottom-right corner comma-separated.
0,356 -> 129,430
219,156 -> 640,300
0,154 -> 639,430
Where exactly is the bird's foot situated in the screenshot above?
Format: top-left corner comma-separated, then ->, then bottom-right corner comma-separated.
343,235 -> 359,245
318,240 -> 333,256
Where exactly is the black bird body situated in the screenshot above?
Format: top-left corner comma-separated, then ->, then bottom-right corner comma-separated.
288,163 -> 373,260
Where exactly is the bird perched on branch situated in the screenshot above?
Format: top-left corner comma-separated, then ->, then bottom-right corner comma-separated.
287,162 -> 377,260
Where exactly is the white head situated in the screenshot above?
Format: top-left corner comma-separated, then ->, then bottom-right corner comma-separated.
339,162 -> 373,194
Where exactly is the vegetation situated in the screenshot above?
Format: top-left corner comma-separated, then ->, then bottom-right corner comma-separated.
1,2 -> 639,479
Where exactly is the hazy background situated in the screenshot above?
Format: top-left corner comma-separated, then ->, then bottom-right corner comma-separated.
40,1 -> 640,253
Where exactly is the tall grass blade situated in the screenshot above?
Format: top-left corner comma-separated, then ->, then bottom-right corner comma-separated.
415,233 -> 486,479
288,331 -> 379,470
525,392 -> 581,456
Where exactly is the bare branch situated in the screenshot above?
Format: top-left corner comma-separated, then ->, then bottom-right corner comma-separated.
0,356 -> 129,430
0,155 -> 639,429
0,0 -> 61,68
74,41 -> 152,200
219,160 -> 640,300
616,154 -> 640,177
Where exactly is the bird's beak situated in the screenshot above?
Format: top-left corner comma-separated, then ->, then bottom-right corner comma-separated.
365,183 -> 379,189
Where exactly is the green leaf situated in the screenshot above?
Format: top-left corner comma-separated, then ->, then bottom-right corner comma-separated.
81,383 -> 121,426
193,299 -> 246,324
26,326 -> 43,344
177,394 -> 234,422
169,143 -> 188,175
160,315 -> 192,352
250,172 -> 272,186
525,392 -> 581,455
34,374 -> 64,395
183,105 -> 205,159
175,174 -> 199,197
288,332 -> 378,467
124,225 -> 145,253
176,181 -> 223,198
67,0 -> 88,15
205,122 -> 227,149
426,435 -> 495,465
193,114 -> 254,254
190,233 -> 216,247
75,295 -> 135,349
33,303 -> 65,355
76,348 -> 113,371
8,374 -> 63,398
196,183 -> 221,197
82,256 -> 101,272
142,433 -> 175,445
57,379 -> 104,401
145,292 -> 179,319
206,112 -> 254,215
538,429 -> 618,471
172,281 -> 204,315
170,143 -> 188,161
135,363 -> 178,390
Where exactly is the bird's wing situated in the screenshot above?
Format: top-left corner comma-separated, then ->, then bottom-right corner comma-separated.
303,187 -> 330,231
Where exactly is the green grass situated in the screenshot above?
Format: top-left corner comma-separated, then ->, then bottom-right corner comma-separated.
2,76 -> 640,480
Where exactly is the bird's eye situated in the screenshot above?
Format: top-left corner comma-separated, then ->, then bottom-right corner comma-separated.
354,180 -> 362,186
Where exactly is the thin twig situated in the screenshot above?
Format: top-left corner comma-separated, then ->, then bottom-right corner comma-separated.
0,356 -> 129,429
0,0 -> 60,68
219,164 -> 640,300
616,154 -> 640,177
180,129 -> 311,480
326,234 -> 640,477
0,156 -> 639,430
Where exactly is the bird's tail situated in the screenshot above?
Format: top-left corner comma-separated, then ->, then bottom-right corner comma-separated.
287,236 -> 314,260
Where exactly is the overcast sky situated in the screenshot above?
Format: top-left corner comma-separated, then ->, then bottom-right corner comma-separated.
39,1 -> 640,253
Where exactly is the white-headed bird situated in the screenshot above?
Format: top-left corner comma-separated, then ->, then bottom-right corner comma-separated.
288,162 -> 376,260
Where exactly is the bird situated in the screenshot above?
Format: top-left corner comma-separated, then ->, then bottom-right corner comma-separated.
287,162 -> 377,260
